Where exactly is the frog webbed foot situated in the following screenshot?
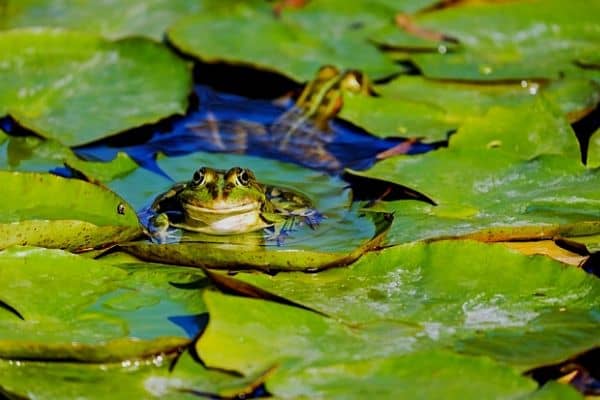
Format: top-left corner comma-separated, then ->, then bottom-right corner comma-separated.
300,209 -> 324,229
148,213 -> 181,244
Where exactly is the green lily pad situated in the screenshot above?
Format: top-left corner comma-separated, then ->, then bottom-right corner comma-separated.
389,0 -> 600,80
348,100 -> 599,244
0,0 -> 203,40
115,151 -> 391,271
234,240 -> 600,368
0,28 -> 191,146
0,246 -> 207,361
122,213 -> 388,272
196,241 -> 599,393
0,132 -> 138,181
167,4 -> 399,82
268,351 -> 539,399
0,352 -> 266,399
199,246 -> 598,394
0,171 -> 141,251
341,76 -> 599,142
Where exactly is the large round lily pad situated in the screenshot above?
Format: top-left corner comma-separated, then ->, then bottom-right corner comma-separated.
385,0 -> 600,81
0,246 -> 207,361
348,100 -> 599,244
0,171 -> 141,251
0,352 -> 266,399
0,28 -> 191,146
0,0 -> 203,40
167,3 -> 399,82
340,76 -> 600,142
115,152 -> 392,271
196,241 -> 599,397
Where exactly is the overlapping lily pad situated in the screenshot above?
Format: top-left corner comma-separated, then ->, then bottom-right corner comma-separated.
0,28 -> 191,146
381,0 -> 600,81
0,246 -> 206,361
168,3 -> 400,81
0,350 -> 266,399
0,0 -> 203,40
232,241 -> 600,367
348,100 -> 599,244
115,152 -> 392,271
0,131 -> 138,180
341,76 -> 599,142
267,352 -> 551,400
198,239 -> 600,395
0,171 -> 141,250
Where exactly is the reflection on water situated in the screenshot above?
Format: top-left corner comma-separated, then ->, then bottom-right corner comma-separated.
74,85 -> 437,178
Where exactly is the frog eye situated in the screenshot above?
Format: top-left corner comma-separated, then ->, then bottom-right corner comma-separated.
236,168 -> 251,186
192,168 -> 207,186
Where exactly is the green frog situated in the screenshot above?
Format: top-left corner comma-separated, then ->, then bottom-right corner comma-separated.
186,65 -> 371,171
147,166 -> 321,244
272,65 -> 370,162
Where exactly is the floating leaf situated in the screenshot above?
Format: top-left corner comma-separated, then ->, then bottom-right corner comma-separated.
221,241 -> 600,370
342,76 -> 599,142
0,132 -> 138,181
0,246 -> 207,361
348,102 -> 598,244
114,151 -> 391,271
0,171 -> 141,251
0,28 -> 191,146
1,0 -> 203,40
0,352 -> 266,399
168,4 -> 399,81
386,0 -> 600,80
268,352 -> 539,399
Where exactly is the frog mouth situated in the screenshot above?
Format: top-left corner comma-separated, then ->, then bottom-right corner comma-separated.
184,202 -> 260,215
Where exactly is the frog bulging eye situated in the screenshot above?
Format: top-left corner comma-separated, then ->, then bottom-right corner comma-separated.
192,168 -> 207,186
237,169 -> 250,186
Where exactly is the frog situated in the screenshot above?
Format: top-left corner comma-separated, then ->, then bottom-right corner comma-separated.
185,65 -> 371,172
147,166 -> 322,244
274,64 -> 370,141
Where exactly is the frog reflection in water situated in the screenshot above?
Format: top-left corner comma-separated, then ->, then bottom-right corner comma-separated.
148,167 -> 322,244
187,65 -> 370,171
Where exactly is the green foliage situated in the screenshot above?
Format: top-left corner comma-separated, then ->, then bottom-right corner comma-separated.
0,1 -> 598,398
0,29 -> 191,146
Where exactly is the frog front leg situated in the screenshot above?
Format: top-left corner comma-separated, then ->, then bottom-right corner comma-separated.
148,213 -> 181,244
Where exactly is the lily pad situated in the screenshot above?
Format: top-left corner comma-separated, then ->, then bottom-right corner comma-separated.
0,0 -> 203,40
0,246 -> 207,361
388,0 -> 600,80
116,151 -> 392,271
168,4 -> 399,82
348,101 -> 599,244
268,352 -> 540,399
204,241 -> 600,372
0,171 -> 141,251
0,28 -> 191,146
341,77 -> 599,142
0,132 -> 138,181
0,352 -> 266,399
